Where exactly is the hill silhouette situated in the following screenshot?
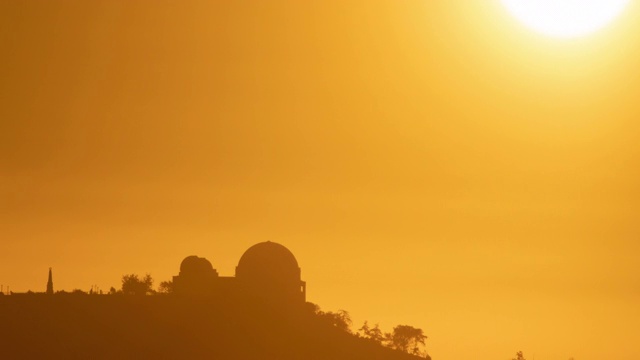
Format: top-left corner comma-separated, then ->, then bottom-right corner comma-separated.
0,294 -> 426,360
1,242 -> 428,359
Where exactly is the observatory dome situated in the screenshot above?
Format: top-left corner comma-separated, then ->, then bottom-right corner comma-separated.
179,256 -> 216,277
236,241 -> 301,283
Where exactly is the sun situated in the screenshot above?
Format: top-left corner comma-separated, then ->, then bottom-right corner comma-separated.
501,0 -> 630,39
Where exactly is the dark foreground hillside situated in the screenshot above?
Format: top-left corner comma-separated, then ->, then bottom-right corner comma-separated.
0,294 -> 423,360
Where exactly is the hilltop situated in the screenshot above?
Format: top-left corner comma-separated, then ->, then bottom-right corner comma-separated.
0,293 -> 425,360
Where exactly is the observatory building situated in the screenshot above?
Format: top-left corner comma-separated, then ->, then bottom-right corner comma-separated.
172,241 -> 306,304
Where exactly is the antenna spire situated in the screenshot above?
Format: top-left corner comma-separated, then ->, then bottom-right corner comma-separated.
46,267 -> 54,295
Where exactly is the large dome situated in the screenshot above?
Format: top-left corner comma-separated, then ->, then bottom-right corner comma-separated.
236,241 -> 300,283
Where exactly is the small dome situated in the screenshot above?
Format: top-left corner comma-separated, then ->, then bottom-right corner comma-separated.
180,256 -> 215,276
236,241 -> 300,282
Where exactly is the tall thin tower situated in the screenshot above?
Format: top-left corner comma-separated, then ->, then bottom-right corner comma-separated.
46,267 -> 54,295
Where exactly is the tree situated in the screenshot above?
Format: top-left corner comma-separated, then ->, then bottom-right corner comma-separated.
359,321 -> 385,344
158,280 -> 174,294
121,274 -> 154,295
309,304 -> 353,333
319,309 -> 352,333
305,302 -> 321,314
512,351 -> 526,360
385,325 -> 428,357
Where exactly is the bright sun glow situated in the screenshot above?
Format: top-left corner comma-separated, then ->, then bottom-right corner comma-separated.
501,0 -> 630,39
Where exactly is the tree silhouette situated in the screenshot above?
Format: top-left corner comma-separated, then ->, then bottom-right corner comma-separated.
158,280 -> 174,294
358,321 -> 385,344
318,309 -> 352,333
309,303 -> 353,333
121,274 -> 154,295
512,351 -> 526,360
385,325 -> 428,357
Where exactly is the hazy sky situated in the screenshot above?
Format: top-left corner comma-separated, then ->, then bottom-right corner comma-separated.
2,1 -> 640,359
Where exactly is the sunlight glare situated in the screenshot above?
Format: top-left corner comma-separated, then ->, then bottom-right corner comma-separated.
501,0 -> 630,39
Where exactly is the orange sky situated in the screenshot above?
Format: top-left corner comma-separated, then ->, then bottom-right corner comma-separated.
2,1 -> 640,359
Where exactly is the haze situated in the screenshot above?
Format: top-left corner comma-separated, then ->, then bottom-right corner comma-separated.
1,1 -> 639,359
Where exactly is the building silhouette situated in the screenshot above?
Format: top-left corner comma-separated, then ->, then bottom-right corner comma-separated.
173,241 -> 306,304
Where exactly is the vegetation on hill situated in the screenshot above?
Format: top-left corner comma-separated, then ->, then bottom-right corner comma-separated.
0,273 -> 431,360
